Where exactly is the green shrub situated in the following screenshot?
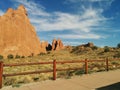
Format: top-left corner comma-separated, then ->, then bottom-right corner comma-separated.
33,77 -> 39,81
28,56 -> 32,58
91,46 -> 98,50
0,55 -> 3,60
47,51 -> 51,54
114,51 -> 120,58
117,43 -> 120,48
104,46 -> 110,52
111,61 -> 119,65
12,84 -> 21,88
15,55 -> 21,59
21,56 -> 25,58
75,70 -> 85,75
38,53 -> 46,56
7,54 -> 14,59
4,78 -> 16,86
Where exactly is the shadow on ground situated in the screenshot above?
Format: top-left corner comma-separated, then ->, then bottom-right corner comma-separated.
96,82 -> 120,90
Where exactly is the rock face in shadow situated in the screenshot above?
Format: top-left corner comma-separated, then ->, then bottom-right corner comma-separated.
52,39 -> 64,51
0,5 -> 45,57
84,42 -> 94,47
40,41 -> 51,53
46,44 -> 52,51
82,42 -> 94,49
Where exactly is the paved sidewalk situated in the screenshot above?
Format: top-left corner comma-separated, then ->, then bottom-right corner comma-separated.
1,70 -> 120,90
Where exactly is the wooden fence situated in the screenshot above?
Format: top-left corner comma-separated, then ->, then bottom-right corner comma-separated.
0,58 -> 120,88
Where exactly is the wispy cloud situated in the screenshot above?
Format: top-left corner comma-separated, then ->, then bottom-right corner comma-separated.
53,33 -> 101,39
34,9 -> 106,33
64,41 -> 84,46
0,10 -> 4,16
65,0 -> 114,12
13,0 -> 50,16
66,0 -> 113,2
11,0 -> 114,40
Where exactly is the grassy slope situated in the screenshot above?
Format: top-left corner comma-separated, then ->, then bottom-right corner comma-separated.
2,47 -> 120,87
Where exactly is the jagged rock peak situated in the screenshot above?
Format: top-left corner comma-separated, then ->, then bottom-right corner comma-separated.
4,5 -> 27,16
52,38 -> 64,51
4,8 -> 14,16
17,5 -> 27,15
6,8 -> 14,13
18,5 -> 26,10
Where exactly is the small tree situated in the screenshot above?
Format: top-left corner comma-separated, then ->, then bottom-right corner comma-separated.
117,43 -> 120,48
15,55 -> 21,59
7,54 -> 14,59
114,51 -> 120,58
38,53 -> 46,56
21,56 -> 25,58
91,46 -> 98,50
104,46 -> 110,52
0,55 -> 3,60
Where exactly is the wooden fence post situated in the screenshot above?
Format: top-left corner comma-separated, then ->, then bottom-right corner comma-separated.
106,58 -> 109,71
53,60 -> 56,80
85,59 -> 88,74
0,61 -> 3,89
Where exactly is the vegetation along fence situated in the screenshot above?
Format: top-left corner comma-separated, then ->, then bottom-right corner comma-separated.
0,58 -> 120,88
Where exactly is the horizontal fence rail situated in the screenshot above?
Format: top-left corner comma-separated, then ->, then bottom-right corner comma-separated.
0,58 -> 120,88
3,62 -> 53,67
3,70 -> 53,77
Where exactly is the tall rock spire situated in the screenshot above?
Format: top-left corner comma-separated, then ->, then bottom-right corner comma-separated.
0,5 -> 45,57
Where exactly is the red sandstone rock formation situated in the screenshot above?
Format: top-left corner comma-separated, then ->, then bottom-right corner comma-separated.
52,39 -> 64,51
0,5 -> 45,57
52,39 -> 57,51
40,41 -> 49,53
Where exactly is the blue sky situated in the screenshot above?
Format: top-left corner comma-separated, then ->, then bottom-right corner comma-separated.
0,0 -> 120,47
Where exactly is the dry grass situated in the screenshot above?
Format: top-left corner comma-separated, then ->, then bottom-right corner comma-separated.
1,48 -> 120,87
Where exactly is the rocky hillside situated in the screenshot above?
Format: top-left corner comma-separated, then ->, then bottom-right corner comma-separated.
71,42 -> 95,54
70,42 -> 120,59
